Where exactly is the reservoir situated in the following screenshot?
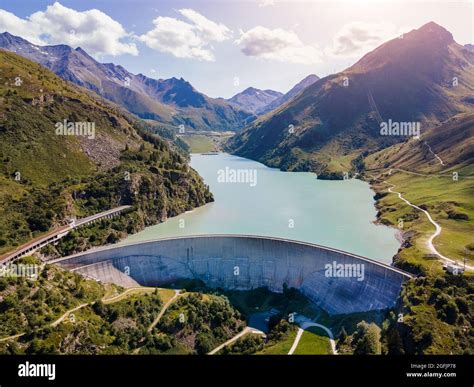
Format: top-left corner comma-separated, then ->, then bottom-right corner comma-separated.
122,153 -> 400,264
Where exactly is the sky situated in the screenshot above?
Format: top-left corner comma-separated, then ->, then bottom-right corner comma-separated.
0,0 -> 472,98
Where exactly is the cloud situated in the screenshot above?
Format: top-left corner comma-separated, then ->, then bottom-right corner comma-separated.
0,2 -> 137,57
327,21 -> 401,58
258,0 -> 276,7
140,9 -> 231,61
179,9 -> 231,42
0,9 -> 43,45
236,26 -> 322,65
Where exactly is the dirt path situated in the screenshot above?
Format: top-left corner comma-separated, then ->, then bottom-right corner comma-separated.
103,287 -> 156,304
0,332 -> 25,343
423,141 -> 445,166
288,328 -> 305,355
208,327 -> 265,355
147,290 -> 181,332
0,286 -> 159,343
369,169 -> 472,272
51,303 -> 90,327
387,184 -> 473,272
132,289 -> 182,354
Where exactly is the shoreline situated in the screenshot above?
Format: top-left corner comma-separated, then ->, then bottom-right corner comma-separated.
364,174 -> 404,266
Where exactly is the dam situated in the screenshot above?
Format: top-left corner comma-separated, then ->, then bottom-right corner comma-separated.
51,235 -> 412,315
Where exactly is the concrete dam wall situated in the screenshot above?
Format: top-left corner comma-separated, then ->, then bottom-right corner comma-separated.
52,235 -> 412,315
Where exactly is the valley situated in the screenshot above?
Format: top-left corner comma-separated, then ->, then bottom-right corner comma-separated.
0,3 -> 472,363
179,131 -> 234,153
226,23 -> 474,178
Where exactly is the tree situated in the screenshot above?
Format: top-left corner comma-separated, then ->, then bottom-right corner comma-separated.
106,231 -> 120,244
386,327 -> 405,355
33,288 -> 46,302
195,333 -> 213,354
153,334 -> 172,351
353,321 -> 381,355
92,300 -> 106,317
27,213 -> 51,232
338,326 -> 348,344
442,301 -> 459,324
0,278 -> 8,291
0,294 -> 18,311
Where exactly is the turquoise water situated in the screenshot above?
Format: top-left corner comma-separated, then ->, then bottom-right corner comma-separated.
121,153 -> 399,263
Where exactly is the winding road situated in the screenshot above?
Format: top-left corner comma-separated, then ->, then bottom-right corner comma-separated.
370,168 -> 473,272
387,184 -> 473,271
382,142 -> 470,271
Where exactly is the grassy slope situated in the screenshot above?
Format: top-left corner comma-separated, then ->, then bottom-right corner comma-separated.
375,173 -> 473,268
0,49 -> 140,187
394,275 -> 474,354
365,114 -> 474,270
367,113 -> 474,176
362,115 -> 474,354
293,326 -> 332,355
22,291 -> 163,355
256,325 -> 298,355
0,257 -> 108,338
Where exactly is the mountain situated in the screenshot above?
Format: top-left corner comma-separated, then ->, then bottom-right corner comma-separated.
0,32 -> 253,132
227,87 -> 283,114
366,112 -> 474,174
465,44 -> 474,53
226,22 -> 474,177
260,74 -> 320,114
0,49 -> 212,255
227,76 -> 320,115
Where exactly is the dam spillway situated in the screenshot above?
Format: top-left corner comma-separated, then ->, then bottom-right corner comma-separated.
51,235 -> 412,315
